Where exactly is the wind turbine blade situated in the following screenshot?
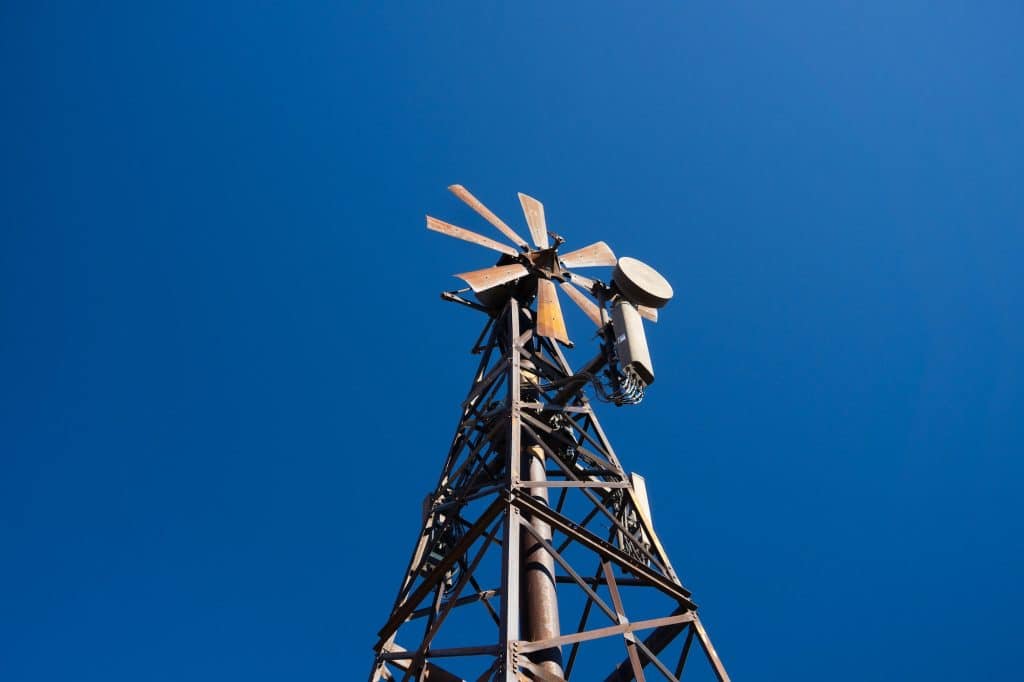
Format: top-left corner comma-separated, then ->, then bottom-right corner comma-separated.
560,281 -> 604,328
536,278 -> 569,344
448,185 -> 530,249
637,305 -> 658,323
426,216 -> 519,256
518,192 -> 549,249
559,241 -> 616,268
454,263 -> 530,293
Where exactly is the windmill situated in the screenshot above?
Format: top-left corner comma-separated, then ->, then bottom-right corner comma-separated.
369,186 -> 729,681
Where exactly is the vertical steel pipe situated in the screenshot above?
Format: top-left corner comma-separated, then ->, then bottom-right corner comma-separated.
521,444 -> 564,677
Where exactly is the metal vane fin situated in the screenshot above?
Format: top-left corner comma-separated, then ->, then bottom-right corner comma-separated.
536,278 -> 569,343
637,305 -> 658,323
455,263 -> 530,293
560,280 -> 604,328
560,241 -> 617,268
448,185 -> 530,249
568,272 -> 599,291
518,192 -> 549,249
426,216 -> 519,256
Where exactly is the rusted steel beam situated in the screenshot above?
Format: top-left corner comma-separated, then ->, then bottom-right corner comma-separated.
375,499 -> 506,647
602,561 -> 647,682
466,575 -> 501,626
407,524 -> 503,675
674,625 -> 695,678
511,490 -> 695,606
461,361 -> 508,412
520,402 -> 591,414
692,617 -> 730,682
632,636 -> 678,682
520,423 -> 674,580
408,589 -> 499,621
501,299 -> 523,682
441,289 -> 491,313
518,480 -> 630,489
562,562 -> 604,679
515,613 -> 695,654
379,643 -> 465,682
382,645 -> 500,659
554,576 -> 648,588
603,612 -> 691,682
517,513 -> 619,626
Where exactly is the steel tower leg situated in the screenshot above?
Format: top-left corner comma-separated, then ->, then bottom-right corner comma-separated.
501,299 -> 523,682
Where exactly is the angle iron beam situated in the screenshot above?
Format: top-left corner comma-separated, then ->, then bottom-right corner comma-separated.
562,562 -> 604,679
462,360 -> 510,412
379,643 -> 465,682
632,636 -> 678,682
674,626 -> 695,679
562,402 -> 626,490
521,402 -> 590,414
520,423 -> 673,579
441,290 -> 491,314
520,413 -> 618,475
519,414 -> 622,479
501,298 -> 524,682
407,523 -> 504,673
602,561 -> 647,682
443,419 -> 507,490
470,315 -> 497,355
554,504 -> 601,555
381,645 -> 501,660
432,484 -> 504,514
692,617 -> 730,682
517,514 -> 619,625
467,575 -> 501,627
553,576 -> 647,587
519,480 -> 630,489
511,491 -> 695,605
603,612 -> 690,682
375,498 -> 506,647
408,589 -> 499,621
515,613 -> 694,655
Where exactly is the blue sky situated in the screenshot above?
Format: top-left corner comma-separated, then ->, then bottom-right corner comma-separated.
2,2 -> 1022,680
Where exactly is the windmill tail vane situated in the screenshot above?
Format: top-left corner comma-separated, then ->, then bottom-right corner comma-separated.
368,185 -> 729,682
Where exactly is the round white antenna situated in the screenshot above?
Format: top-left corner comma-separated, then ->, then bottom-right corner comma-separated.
612,257 -> 673,309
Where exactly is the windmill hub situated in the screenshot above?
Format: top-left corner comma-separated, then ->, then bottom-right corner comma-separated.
426,184 -> 673,395
526,248 -> 563,279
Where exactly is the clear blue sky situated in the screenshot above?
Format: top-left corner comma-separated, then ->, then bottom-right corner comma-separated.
3,2 -> 1022,680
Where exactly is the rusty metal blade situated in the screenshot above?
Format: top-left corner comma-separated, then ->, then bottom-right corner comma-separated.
560,281 -> 604,327
536,279 -> 569,343
455,263 -> 530,293
448,185 -> 530,249
559,241 -> 616,268
637,305 -> 658,323
518,192 -> 549,248
426,216 -> 518,256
